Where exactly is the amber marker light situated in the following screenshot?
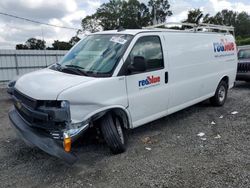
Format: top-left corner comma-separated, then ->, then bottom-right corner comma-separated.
63,133 -> 71,153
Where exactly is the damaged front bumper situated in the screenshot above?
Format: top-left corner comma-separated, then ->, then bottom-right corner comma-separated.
9,109 -> 80,164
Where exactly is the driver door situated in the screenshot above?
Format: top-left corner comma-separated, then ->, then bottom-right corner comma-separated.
124,34 -> 169,128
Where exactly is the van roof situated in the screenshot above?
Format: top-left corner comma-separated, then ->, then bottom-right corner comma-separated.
91,23 -> 234,36
94,29 -> 181,35
92,29 -> 232,36
93,29 -> 156,35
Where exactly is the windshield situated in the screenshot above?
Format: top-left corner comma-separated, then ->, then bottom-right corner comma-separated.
58,34 -> 133,76
238,49 -> 250,59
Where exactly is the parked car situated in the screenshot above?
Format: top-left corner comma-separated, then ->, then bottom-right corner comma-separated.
236,45 -> 250,82
8,27 -> 237,164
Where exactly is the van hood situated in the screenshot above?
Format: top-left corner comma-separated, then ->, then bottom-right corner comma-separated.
15,68 -> 96,100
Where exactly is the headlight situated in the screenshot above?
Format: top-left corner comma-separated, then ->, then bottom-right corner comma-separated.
61,100 -> 70,108
60,100 -> 71,122
64,122 -> 89,138
60,101 -> 89,139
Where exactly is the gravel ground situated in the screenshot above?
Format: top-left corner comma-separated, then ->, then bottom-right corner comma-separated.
0,83 -> 250,188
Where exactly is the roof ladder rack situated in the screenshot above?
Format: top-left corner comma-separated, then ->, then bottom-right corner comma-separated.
144,22 -> 235,35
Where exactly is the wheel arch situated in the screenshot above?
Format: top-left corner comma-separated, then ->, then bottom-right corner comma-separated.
215,75 -> 229,90
221,75 -> 229,88
89,106 -> 132,129
221,75 -> 230,89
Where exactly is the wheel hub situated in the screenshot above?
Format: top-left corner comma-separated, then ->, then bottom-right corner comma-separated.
218,86 -> 226,102
115,118 -> 124,144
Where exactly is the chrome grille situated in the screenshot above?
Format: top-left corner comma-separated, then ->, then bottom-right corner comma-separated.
13,89 -> 37,109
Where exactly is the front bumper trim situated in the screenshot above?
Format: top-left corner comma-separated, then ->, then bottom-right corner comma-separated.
9,109 -> 77,164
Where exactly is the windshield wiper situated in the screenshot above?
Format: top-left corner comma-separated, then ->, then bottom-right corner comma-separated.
54,63 -> 62,70
56,64 -> 108,77
84,70 -> 110,77
65,64 -> 85,69
101,46 -> 112,57
61,65 -> 89,76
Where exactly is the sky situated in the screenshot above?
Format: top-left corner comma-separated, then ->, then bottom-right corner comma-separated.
0,0 -> 250,49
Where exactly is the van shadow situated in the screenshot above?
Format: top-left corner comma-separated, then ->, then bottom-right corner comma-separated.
128,99 -> 211,137
73,99 -> 212,162
234,81 -> 250,90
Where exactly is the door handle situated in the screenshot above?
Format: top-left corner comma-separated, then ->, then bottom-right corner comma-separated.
165,72 -> 168,84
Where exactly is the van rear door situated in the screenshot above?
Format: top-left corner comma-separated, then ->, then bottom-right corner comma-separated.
124,34 -> 169,127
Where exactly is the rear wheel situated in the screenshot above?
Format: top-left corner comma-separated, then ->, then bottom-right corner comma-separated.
100,113 -> 127,154
210,80 -> 228,106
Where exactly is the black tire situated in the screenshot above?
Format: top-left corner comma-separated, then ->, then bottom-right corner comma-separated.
100,113 -> 127,154
210,80 -> 228,106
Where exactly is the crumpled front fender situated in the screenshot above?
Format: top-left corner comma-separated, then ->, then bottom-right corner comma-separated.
69,103 -> 132,128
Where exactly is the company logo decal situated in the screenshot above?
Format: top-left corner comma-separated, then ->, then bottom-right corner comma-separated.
213,39 -> 235,57
139,75 -> 160,88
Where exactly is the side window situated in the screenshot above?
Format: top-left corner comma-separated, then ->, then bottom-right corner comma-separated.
126,36 -> 164,72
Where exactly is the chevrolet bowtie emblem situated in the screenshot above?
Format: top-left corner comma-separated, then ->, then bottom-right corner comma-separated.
16,101 -> 22,109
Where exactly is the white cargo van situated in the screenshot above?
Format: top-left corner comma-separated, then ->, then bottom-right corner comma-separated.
9,24 -> 237,163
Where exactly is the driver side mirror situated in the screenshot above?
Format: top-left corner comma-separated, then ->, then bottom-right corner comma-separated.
127,56 -> 146,73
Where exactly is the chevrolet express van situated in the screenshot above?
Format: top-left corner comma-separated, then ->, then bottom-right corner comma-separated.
9,26 -> 237,163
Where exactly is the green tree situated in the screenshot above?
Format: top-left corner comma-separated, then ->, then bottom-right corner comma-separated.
25,38 -> 46,50
47,36 -> 80,50
207,10 -> 237,26
16,35 -> 80,50
16,44 -> 28,50
120,0 -> 151,29
16,38 -> 46,50
185,9 -> 250,45
204,10 -> 250,38
81,15 -> 102,33
51,40 -> 72,50
184,9 -> 237,26
137,3 -> 152,26
69,36 -> 81,46
184,9 -> 208,24
148,0 -> 172,24
235,12 -> 250,37
96,0 -> 124,30
82,0 -> 169,31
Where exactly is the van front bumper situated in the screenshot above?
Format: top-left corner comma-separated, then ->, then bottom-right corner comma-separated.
9,109 -> 77,164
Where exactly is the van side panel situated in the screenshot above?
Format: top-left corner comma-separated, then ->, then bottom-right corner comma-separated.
164,33 -> 237,115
